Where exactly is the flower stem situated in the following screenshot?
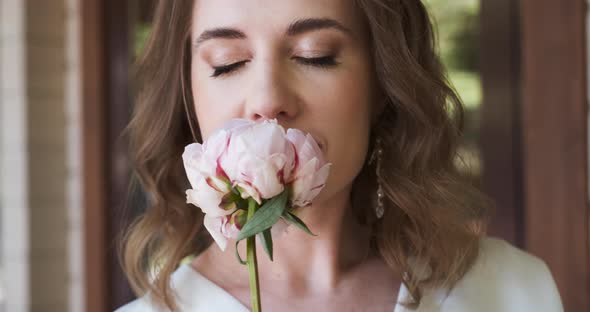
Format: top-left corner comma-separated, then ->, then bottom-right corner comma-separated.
246,198 -> 262,312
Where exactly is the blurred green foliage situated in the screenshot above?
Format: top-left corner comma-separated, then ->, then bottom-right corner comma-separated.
134,23 -> 151,58
423,0 -> 482,178
423,0 -> 481,110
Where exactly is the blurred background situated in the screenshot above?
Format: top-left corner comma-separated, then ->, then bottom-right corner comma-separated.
0,0 -> 588,311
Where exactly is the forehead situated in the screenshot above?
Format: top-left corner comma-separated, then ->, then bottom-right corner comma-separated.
191,0 -> 365,38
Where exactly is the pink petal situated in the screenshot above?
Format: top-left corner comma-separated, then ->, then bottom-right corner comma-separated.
203,215 -> 228,251
299,135 -> 323,165
186,179 -> 236,217
252,158 -> 285,199
312,163 -> 331,188
236,182 -> 262,204
182,143 -> 204,188
286,128 -> 307,150
221,215 -> 241,239
206,176 -> 229,193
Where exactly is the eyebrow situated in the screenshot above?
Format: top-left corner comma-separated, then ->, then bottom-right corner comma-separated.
287,18 -> 352,37
193,17 -> 353,49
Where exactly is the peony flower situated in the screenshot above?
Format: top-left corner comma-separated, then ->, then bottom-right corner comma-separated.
220,119 -> 296,204
285,129 -> 332,207
183,118 -> 331,251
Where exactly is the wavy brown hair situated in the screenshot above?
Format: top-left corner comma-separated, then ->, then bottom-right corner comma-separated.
122,0 -> 489,310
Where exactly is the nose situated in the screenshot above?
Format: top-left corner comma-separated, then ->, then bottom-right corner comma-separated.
244,60 -> 299,122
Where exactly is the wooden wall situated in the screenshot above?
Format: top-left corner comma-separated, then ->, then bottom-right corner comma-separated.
521,0 -> 589,310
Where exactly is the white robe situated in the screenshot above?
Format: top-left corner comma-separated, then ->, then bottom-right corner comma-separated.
115,237 -> 563,312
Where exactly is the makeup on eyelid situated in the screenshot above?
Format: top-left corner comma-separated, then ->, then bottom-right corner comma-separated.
199,33 -> 344,61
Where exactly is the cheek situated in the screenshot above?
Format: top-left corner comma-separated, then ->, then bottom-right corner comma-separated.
313,73 -> 373,197
190,64 -> 241,140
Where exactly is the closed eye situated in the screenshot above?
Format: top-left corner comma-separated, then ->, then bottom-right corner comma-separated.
211,60 -> 249,78
293,56 -> 339,68
210,56 -> 339,78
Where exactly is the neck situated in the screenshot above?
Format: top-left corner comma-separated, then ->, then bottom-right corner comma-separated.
267,188 -> 373,290
208,186 -> 375,295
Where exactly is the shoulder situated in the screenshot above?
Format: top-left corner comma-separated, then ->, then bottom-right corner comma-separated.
433,237 -> 563,312
114,264 -> 249,312
113,265 -> 202,312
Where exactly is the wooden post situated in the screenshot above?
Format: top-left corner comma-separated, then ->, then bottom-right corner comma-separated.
521,0 -> 589,310
104,0 -> 136,308
480,0 -> 525,247
81,0 -> 107,310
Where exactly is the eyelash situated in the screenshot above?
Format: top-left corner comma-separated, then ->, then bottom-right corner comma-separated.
210,56 -> 339,78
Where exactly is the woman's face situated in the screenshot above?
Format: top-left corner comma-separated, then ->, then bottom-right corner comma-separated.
190,0 -> 377,205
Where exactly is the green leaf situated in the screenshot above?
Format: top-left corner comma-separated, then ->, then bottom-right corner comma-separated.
282,211 -> 317,236
258,228 -> 274,261
236,189 -> 289,241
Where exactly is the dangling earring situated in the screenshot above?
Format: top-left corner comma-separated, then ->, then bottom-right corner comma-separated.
369,137 -> 385,219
